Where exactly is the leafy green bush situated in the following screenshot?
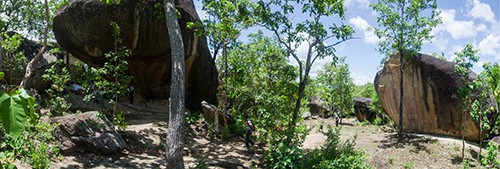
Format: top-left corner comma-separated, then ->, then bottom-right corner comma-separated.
42,60 -> 71,116
302,127 -> 371,169
113,110 -> 127,131
0,87 -> 37,138
372,116 -> 384,126
266,140 -> 303,169
481,142 -> 500,168
1,120 -> 59,169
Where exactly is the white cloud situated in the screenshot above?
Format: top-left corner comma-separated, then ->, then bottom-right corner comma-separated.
466,0 -> 495,23
349,16 -> 380,44
432,34 -> 448,51
475,23 -> 488,33
474,61 -> 484,69
351,72 -> 371,85
434,9 -> 478,39
447,45 -> 464,61
345,0 -> 370,9
478,34 -> 500,60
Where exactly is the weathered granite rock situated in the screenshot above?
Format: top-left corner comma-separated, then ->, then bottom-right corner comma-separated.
2,32 -> 58,91
53,0 -> 218,110
353,97 -> 376,122
374,53 -> 498,142
201,101 -> 235,126
52,111 -> 126,154
308,96 -> 330,118
66,93 -> 111,112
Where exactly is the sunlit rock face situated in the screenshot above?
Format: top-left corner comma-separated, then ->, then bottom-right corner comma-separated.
375,53 -> 498,142
53,0 -> 218,110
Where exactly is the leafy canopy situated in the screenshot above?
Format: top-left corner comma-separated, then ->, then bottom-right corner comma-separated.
371,0 -> 441,58
316,57 -> 355,116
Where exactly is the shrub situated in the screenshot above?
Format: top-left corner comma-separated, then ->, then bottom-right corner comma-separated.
481,142 -> 500,168
302,127 -> 371,169
266,140 -> 303,169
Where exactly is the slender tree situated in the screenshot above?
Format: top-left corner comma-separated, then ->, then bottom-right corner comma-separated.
255,0 -> 354,139
199,0 -> 255,135
454,44 -> 478,160
371,0 -> 440,142
20,0 -> 49,87
163,0 -> 186,168
317,57 -> 355,119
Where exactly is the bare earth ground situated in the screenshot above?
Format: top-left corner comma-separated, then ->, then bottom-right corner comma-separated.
304,118 -> 485,169
41,102 -> 484,168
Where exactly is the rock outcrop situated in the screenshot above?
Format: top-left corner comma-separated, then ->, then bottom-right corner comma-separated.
353,97 -> 376,122
53,0 -> 218,110
2,32 -> 58,91
375,53 -> 498,142
201,101 -> 235,126
308,96 -> 330,118
52,111 -> 127,154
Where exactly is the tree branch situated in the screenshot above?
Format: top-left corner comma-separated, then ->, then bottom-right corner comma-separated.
20,0 -> 49,88
326,37 -> 359,48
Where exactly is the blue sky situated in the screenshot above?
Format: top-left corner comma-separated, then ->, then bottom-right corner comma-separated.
194,0 -> 500,85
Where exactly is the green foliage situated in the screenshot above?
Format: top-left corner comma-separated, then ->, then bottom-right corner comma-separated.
266,140 -> 303,169
372,116 -> 384,126
200,0 -> 255,59
1,121 -> 59,169
101,0 -> 122,4
0,0 -> 45,39
353,83 -> 388,125
255,0 -> 354,135
225,31 -> 297,142
1,32 -> 27,84
404,161 -> 414,169
113,110 -> 127,131
42,59 -> 71,116
431,52 -> 447,61
302,127 -> 371,169
481,63 -> 500,131
454,44 -> 497,162
316,57 -> 355,117
353,83 -> 375,98
0,88 -> 36,138
95,21 -> 132,115
481,142 -> 500,168
0,150 -> 16,169
371,0 -> 441,59
454,45 -> 494,134
462,158 -> 472,169
371,0 -> 441,142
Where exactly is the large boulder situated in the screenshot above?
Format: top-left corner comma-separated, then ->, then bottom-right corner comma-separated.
2,32 -> 58,91
201,101 -> 235,126
308,96 -> 330,118
353,97 -> 376,122
375,53 -> 498,142
52,111 -> 127,154
53,0 -> 218,111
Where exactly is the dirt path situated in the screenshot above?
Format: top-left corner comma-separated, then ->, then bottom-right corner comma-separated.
47,101 -> 486,168
303,117 -> 484,169
50,102 -> 264,169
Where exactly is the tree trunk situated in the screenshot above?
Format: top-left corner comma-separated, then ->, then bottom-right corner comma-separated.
478,109 -> 482,163
0,37 -> 3,72
398,53 -> 404,142
462,104 -> 466,159
163,0 -> 186,168
20,0 -> 49,88
289,79 -> 307,137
